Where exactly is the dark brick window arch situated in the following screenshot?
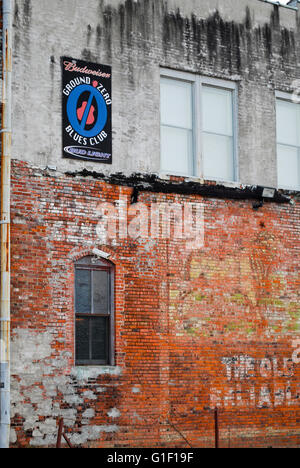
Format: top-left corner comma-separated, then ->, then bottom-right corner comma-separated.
75,255 -> 114,365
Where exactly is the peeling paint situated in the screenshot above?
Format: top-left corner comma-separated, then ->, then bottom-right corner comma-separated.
107,407 -> 121,418
11,328 -> 120,446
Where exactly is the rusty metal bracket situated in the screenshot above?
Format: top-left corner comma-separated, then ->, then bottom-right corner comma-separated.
214,407 -> 219,449
56,418 -> 74,448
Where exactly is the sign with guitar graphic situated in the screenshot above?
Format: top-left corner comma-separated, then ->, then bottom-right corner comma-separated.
62,57 -> 112,163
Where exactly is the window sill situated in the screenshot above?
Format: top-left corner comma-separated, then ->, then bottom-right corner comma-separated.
159,171 -> 240,188
71,365 -> 122,381
278,186 -> 300,193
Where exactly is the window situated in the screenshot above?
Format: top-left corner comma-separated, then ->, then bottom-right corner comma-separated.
276,92 -> 300,190
161,77 -> 194,176
160,70 -> 238,182
75,255 -> 114,366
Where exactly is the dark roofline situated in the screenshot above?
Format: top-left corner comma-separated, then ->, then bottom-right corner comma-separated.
64,169 -> 291,205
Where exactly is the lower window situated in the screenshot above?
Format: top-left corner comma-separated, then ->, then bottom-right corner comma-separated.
75,255 -> 114,365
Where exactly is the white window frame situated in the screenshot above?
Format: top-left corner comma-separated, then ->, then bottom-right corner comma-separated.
160,68 -> 239,183
275,90 -> 300,191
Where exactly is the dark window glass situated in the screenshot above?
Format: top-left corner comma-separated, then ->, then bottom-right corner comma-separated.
92,317 -> 108,361
75,269 -> 91,314
75,316 -> 90,361
93,270 -> 109,315
75,257 -> 114,365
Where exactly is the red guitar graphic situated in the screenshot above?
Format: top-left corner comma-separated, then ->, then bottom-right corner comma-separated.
77,101 -> 95,125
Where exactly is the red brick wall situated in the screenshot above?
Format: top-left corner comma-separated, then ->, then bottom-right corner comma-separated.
10,159 -> 300,448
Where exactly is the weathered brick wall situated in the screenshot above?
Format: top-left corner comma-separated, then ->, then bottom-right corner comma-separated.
10,159 -> 300,447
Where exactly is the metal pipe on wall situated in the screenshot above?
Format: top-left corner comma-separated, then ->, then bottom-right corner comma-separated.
0,0 -> 12,449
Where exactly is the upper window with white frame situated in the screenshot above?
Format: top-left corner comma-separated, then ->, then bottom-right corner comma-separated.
276,92 -> 300,191
160,70 -> 238,182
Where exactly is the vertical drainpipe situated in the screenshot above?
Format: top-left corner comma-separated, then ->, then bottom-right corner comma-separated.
0,0 -> 12,449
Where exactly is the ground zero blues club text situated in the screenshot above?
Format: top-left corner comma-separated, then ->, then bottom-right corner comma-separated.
62,57 -> 112,163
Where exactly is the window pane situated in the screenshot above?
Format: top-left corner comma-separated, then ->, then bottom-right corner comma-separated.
161,78 -> 193,129
161,125 -> 193,175
93,270 -> 109,315
92,317 -> 108,361
202,86 -> 233,136
277,144 -> 300,189
203,133 -> 234,181
75,269 -> 91,314
75,316 -> 90,361
276,100 -> 300,147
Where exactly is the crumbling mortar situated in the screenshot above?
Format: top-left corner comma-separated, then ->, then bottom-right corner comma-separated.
10,329 -> 121,447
